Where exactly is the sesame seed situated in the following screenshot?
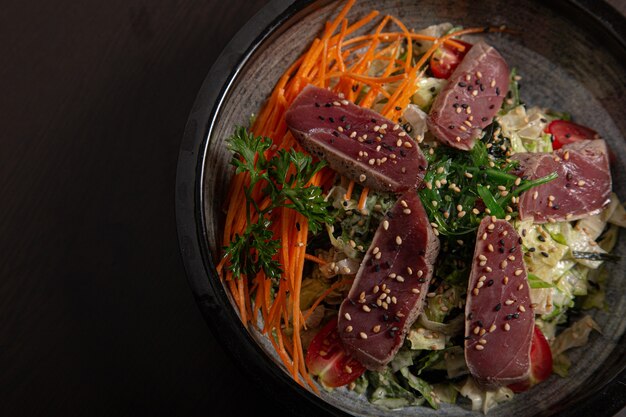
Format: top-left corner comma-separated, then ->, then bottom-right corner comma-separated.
362,305 -> 371,312
474,326 -> 480,334
417,270 -> 424,277
395,236 -> 403,245
518,283 -> 524,290
487,223 -> 495,231
472,288 -> 479,296
396,276 -> 405,283
489,324 -> 497,332
344,313 -> 352,321
533,191 -> 539,200
479,338 -> 487,345
359,174 -> 367,182
411,288 -> 420,294
359,332 -> 368,339
398,131 -> 406,137
403,208 -> 411,214
373,285 -> 380,294
503,276 -> 509,284
427,292 -> 436,298
350,131 -> 357,138
488,244 -> 494,252
345,325 -> 353,332
508,255 -> 516,261
578,180 -> 586,186
375,252 -> 382,259
383,220 -> 389,230
479,328 -> 486,336
519,305 -> 526,312
514,269 -> 523,276
505,299 -> 515,305
373,325 -> 381,333
478,254 -> 488,261
504,323 -> 511,331
476,281 -> 484,289
501,260 -> 508,268
458,211 -> 466,218
475,344 -> 485,351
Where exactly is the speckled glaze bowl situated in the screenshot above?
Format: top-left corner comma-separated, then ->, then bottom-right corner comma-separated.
176,1 -> 626,416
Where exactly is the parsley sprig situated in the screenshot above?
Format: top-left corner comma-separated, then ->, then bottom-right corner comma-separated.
223,127 -> 332,279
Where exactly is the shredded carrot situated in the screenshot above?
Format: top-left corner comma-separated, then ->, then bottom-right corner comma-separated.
358,187 -> 369,211
303,278 -> 353,323
304,253 -> 328,265
344,180 -> 355,201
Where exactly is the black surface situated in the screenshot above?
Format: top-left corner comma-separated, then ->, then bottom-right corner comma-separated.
2,0 -> 625,416
0,0 -> 284,416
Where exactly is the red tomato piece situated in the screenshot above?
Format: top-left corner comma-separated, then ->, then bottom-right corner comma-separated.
508,326 -> 553,393
429,40 -> 473,79
305,318 -> 366,388
547,120 -> 599,150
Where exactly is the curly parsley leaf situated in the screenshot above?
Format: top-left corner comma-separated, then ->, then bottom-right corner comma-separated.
223,127 -> 332,279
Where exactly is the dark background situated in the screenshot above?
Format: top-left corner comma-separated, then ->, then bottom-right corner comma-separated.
1,0 -> 280,416
1,0 -> 625,416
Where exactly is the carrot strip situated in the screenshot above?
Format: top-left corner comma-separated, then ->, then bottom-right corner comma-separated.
303,278 -> 353,322
358,187 -> 369,211
344,180 -> 355,201
303,253 -> 328,265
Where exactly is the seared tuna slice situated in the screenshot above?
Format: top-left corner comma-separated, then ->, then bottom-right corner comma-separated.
337,192 -> 439,370
465,217 -> 533,388
286,85 -> 427,192
427,42 -> 509,150
511,139 -> 611,223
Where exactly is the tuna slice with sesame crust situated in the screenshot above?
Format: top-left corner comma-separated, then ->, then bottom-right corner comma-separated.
427,42 -> 509,151
511,139 -> 612,224
285,85 -> 428,192
337,191 -> 440,370
465,217 -> 534,388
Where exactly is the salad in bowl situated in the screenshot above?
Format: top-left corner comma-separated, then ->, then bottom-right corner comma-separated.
213,0 -> 625,414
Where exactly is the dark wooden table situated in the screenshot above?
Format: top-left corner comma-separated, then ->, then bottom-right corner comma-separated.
0,1 -> 284,415
2,0 -> 625,416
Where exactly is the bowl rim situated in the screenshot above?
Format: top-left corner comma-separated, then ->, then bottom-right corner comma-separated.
175,0 -> 626,415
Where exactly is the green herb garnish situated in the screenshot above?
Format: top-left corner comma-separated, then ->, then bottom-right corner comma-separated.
223,127 -> 333,279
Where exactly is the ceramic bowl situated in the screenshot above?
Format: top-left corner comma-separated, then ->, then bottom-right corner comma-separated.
176,0 -> 626,415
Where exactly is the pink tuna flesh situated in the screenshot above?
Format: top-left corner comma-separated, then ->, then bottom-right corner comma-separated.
465,217 -> 533,388
338,191 -> 440,370
511,139 -> 611,224
286,85 -> 427,192
427,42 -> 509,151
